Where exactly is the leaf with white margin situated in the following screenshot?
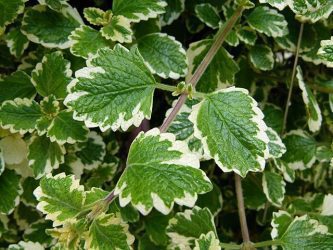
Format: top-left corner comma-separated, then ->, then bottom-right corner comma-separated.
249,44 -> 274,71
0,71 -> 36,104
281,130 -> 316,170
318,36 -> 333,67
271,210 -> 293,239
195,3 -> 220,29
262,171 -> 286,207
166,207 -> 217,249
161,0 -> 185,26
0,0 -> 27,33
0,149 -> 4,176
46,110 -> 88,145
38,0 -> 69,12
0,169 -> 22,214
296,66 -> 322,132
64,45 -> 156,132
189,87 -> 269,177
0,134 -> 27,165
287,0 -> 333,23
144,210 -> 172,246
85,213 -> 135,250
83,7 -> 105,26
8,241 -> 44,250
316,145 -> 333,163
273,214 -> 333,249
112,0 -> 167,23
0,98 -> 42,134
21,5 -> 82,49
267,127 -> 286,159
247,6 -> 288,37
101,15 -> 133,43
321,194 -> 333,216
236,26 -> 257,46
137,33 -> 188,79
31,51 -> 72,99
186,39 -> 239,93
33,173 -> 85,226
115,128 -> 212,215
5,27 -> 29,58
28,135 -> 65,179
259,0 -> 287,10
69,25 -> 110,59
23,219 -> 53,246
193,231 -> 221,250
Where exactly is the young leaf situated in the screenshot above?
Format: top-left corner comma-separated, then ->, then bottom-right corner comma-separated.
267,127 -> 286,159
247,6 -> 288,37
287,0 -> 333,23
189,87 -> 269,177
0,98 -> 42,134
85,213 -> 135,250
249,44 -> 275,71
0,0 -> 26,33
5,27 -> 29,58
0,71 -> 35,104
31,51 -> 72,99
166,207 -> 217,249
33,173 -> 85,226
137,33 -> 188,79
114,128 -> 212,215
281,130 -> 317,170
195,3 -> 220,29
259,0 -> 287,10
0,169 -> 22,214
64,45 -> 156,132
112,0 -> 167,23
296,66 -> 322,132
8,241 -> 44,250
101,15 -> 133,43
21,5 -> 82,49
28,135 -> 65,179
262,171 -> 286,207
318,36 -> 333,67
69,25 -> 111,59
193,231 -> 221,250
186,40 -> 239,92
161,0 -> 185,26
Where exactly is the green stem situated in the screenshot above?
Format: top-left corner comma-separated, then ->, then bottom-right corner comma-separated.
155,83 -> 177,92
159,5 -> 245,132
282,22 -> 304,135
253,239 -> 282,248
220,242 -> 241,249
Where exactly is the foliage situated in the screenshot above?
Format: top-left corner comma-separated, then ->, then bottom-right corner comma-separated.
0,0 -> 333,249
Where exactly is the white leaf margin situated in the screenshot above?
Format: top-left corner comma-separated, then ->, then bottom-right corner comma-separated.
317,37 -> 333,68
262,171 -> 286,207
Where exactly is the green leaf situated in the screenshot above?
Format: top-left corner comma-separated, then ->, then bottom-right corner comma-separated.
263,103 -> 284,134
34,173 -> 85,226
144,211 -> 171,246
46,110 -> 88,145
161,0 -> 185,26
23,219 -> 53,246
281,130 -> 317,170
249,44 -> 274,71
193,231 -> 221,250
64,45 -> 156,132
38,0 -> 69,12
31,51 -> 72,99
69,25 -> 110,59
267,127 -> 286,159
137,33 -> 188,79
318,36 -> 333,67
115,128 -> 212,215
247,6 -> 288,37
186,40 -> 239,93
0,71 -> 36,104
316,145 -> 333,163
259,0 -> 287,10
112,0 -> 167,23
236,26 -> 257,46
262,171 -> 285,207
0,0 -> 26,33
0,169 -> 22,214
27,135 -> 65,179
243,174 -> 267,209
101,15 -> 133,43
195,3 -> 220,29
0,98 -> 42,134
166,207 -> 216,249
189,87 -> 269,177
21,5 -> 82,49
83,7 -> 105,26
271,210 -> 293,239
5,27 -> 29,58
273,159 -> 296,183
287,0 -> 333,23
85,213 -> 135,250
196,183 -> 223,217
273,214 -> 333,249
296,66 -> 322,132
